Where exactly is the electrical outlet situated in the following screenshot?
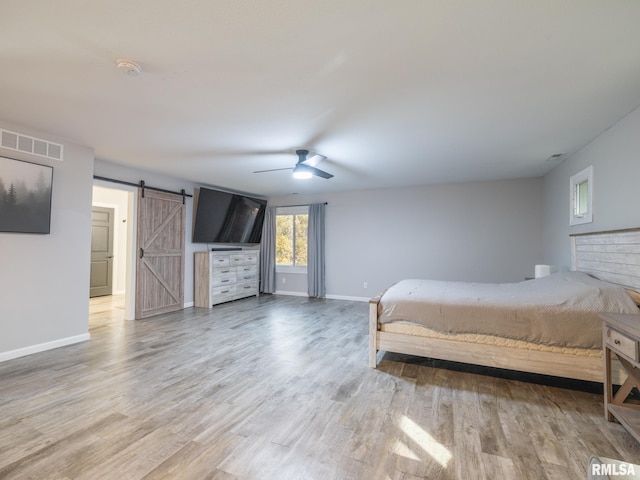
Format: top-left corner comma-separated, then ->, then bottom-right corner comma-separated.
363,282 -> 368,289
282,277 -> 286,284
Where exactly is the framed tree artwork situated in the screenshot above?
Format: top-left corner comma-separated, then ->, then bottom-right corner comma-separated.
0,156 -> 53,234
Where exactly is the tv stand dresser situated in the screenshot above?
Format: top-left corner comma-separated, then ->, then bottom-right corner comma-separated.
194,250 -> 259,307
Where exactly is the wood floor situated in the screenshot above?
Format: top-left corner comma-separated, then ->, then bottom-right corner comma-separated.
1,295 -> 640,479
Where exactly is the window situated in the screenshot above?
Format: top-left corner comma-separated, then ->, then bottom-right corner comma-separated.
570,166 -> 593,225
275,206 -> 308,272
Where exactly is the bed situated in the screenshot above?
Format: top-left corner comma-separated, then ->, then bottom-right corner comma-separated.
369,228 -> 640,383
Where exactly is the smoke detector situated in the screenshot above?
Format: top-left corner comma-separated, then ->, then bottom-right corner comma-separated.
116,59 -> 142,77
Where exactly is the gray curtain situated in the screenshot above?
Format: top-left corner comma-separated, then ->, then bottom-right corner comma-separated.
260,205 -> 277,293
307,203 -> 326,298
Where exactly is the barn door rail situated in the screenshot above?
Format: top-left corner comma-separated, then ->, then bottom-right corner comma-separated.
93,175 -> 193,200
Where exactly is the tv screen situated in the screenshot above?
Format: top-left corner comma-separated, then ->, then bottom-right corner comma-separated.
192,187 -> 266,244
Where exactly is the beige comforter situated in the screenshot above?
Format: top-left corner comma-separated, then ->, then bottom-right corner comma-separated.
378,271 -> 639,349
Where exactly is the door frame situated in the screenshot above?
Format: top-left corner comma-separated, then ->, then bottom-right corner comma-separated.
93,179 -> 138,320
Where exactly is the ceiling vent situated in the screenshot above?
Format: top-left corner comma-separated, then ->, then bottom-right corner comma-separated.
1,129 -> 64,161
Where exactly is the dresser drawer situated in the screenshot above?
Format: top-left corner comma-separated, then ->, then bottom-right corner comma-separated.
237,273 -> 257,284
236,283 -> 258,296
212,266 -> 235,277
211,284 -> 236,302
211,283 -> 236,300
212,275 -> 236,287
244,253 -> 258,264
211,255 -> 230,267
605,327 -> 639,361
237,264 -> 257,275
230,254 -> 246,265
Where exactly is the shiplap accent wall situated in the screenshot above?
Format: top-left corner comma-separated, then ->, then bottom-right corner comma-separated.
572,228 -> 640,291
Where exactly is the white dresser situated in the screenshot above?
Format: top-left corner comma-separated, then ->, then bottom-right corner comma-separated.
194,250 -> 259,307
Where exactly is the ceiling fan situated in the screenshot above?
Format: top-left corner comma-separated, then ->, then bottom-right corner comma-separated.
253,149 -> 334,179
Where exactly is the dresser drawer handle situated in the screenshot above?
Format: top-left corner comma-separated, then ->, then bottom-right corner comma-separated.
221,279 -> 230,283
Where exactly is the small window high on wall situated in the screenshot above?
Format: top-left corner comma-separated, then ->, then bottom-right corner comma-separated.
570,166 -> 593,225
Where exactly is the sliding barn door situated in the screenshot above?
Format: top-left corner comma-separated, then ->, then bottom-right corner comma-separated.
135,188 -> 185,319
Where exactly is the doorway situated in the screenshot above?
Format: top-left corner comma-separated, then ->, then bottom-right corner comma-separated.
91,183 -> 137,320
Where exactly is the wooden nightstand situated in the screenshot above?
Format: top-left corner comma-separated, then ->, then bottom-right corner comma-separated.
601,313 -> 640,443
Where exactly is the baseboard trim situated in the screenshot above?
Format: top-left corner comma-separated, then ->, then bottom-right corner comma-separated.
274,290 -> 308,297
274,291 -> 369,302
326,294 -> 370,302
184,301 -> 194,308
0,333 -> 91,363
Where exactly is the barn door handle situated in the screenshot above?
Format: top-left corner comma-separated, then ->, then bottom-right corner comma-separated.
139,248 -> 144,259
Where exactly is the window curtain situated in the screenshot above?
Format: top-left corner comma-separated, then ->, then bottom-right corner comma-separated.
260,205 -> 277,293
307,203 -> 326,298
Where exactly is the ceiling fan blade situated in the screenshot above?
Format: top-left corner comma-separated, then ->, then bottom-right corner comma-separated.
256,150 -> 333,178
307,165 -> 334,179
253,167 -> 293,173
302,154 -> 327,168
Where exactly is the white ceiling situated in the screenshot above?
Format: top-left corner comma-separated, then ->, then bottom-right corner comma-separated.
2,1 -> 640,196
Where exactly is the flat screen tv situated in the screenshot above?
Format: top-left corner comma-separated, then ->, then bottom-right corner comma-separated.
192,187 -> 266,244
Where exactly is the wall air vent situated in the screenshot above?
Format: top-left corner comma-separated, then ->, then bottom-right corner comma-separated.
1,129 -> 64,161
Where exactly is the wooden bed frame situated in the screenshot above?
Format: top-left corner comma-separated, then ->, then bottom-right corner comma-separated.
369,228 -> 640,383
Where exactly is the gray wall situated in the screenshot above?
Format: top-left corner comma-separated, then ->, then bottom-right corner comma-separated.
0,121 -> 94,358
542,106 -> 640,267
269,177 -> 543,299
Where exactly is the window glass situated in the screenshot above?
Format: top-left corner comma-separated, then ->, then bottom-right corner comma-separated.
570,166 -> 593,225
576,179 -> 588,216
276,214 -> 294,265
275,211 -> 308,268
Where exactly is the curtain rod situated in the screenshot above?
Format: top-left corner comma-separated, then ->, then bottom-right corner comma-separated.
277,202 -> 328,207
93,175 -> 193,198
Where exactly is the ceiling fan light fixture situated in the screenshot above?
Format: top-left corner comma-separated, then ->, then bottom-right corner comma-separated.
254,149 -> 332,179
292,165 -> 313,179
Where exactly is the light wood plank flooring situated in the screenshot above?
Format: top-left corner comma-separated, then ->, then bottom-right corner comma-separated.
1,295 -> 640,479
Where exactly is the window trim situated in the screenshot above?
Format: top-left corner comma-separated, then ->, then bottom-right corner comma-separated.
570,166 -> 593,226
275,205 -> 309,273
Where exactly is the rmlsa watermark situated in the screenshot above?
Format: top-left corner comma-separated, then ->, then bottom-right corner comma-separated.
591,461 -> 637,476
